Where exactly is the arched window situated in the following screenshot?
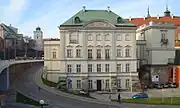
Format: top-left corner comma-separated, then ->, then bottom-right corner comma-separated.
117,17 -> 122,23
74,17 -> 80,23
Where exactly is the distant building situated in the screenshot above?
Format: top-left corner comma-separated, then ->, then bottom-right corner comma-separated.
33,27 -> 44,51
136,21 -> 175,85
0,23 -> 24,59
128,5 -> 180,48
43,38 -> 60,79
34,27 -> 43,40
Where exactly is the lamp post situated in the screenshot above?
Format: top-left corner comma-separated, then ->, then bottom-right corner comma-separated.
130,71 -> 133,92
39,100 -> 45,108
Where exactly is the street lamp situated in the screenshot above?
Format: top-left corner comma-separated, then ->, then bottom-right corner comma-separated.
39,100 -> 45,108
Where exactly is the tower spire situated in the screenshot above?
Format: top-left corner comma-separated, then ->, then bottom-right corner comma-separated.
147,6 -> 151,17
164,0 -> 171,16
166,3 -> 168,11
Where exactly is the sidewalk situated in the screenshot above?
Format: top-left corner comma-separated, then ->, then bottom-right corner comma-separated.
34,68 -> 125,107
33,68 -> 180,108
90,92 -> 138,102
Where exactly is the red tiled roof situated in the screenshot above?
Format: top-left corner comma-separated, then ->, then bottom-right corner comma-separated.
128,16 -> 180,27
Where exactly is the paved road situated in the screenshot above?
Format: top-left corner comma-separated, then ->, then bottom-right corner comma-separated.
14,65 -> 180,108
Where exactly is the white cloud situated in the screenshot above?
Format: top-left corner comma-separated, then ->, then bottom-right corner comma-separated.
1,0 -> 29,25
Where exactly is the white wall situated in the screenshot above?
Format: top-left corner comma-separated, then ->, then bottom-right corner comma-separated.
150,50 -> 175,64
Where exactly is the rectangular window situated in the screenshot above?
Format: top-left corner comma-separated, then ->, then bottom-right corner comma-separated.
125,48 -> 130,57
117,34 -> 122,41
88,80 -> 93,89
105,64 -> 109,72
76,49 -> 81,58
67,64 -> 72,73
97,64 -> 101,72
88,49 -> 92,59
105,34 -> 110,41
67,49 -> 72,58
105,49 -> 110,59
97,49 -> 101,59
125,63 -> 130,72
88,34 -> 92,41
125,79 -> 130,88
117,79 -> 121,88
117,64 -> 122,72
96,34 -> 101,41
52,52 -> 56,59
77,80 -> 81,89
76,64 -> 81,73
69,34 -> 79,44
117,49 -> 122,57
125,34 -> 130,41
105,79 -> 109,88
161,32 -> 166,40
88,64 -> 93,72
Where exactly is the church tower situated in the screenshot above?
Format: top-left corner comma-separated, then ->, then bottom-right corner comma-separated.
34,26 -> 43,40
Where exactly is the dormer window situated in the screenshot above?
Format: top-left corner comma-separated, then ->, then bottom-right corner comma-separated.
117,17 -> 122,23
74,17 -> 80,23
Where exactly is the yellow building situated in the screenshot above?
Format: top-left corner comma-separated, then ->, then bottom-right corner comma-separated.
43,38 -> 60,81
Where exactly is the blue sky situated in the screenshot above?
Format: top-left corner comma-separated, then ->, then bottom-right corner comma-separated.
0,0 -> 180,38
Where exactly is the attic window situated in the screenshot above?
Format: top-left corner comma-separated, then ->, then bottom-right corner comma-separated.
117,17 -> 122,23
74,17 -> 81,23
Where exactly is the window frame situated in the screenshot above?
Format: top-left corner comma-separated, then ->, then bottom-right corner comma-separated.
105,64 -> 110,72
67,49 -> 72,58
125,63 -> 130,72
97,64 -> 101,72
67,64 -> 72,73
117,64 -> 122,72
88,64 -> 93,72
76,64 -> 81,73
76,49 -> 81,58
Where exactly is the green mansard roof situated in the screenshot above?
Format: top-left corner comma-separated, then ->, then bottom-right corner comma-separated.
61,9 -> 135,26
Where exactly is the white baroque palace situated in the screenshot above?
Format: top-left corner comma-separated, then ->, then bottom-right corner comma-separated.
44,7 -> 139,91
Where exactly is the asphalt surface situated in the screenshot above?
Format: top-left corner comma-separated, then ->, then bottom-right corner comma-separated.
14,64 -> 180,108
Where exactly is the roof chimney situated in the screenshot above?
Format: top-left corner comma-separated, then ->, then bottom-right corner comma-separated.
129,16 -> 131,21
82,6 -> 86,11
157,15 -> 160,19
107,6 -> 110,12
171,14 -> 174,19
143,16 -> 146,20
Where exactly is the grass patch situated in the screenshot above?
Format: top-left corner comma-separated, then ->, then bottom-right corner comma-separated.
114,97 -> 180,105
41,75 -> 57,87
16,92 -> 40,106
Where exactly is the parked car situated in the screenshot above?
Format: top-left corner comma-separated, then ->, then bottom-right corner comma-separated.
154,83 -> 163,89
163,83 -> 169,88
132,93 -> 148,99
169,83 -> 177,88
